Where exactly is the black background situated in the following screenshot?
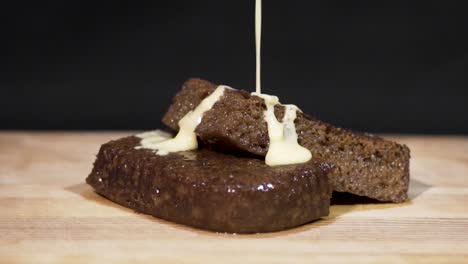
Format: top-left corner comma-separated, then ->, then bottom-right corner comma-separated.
2,1 -> 467,133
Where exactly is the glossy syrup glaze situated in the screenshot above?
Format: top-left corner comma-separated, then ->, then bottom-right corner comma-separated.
87,136 -> 331,233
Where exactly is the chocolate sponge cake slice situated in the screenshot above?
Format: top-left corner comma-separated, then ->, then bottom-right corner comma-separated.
87,136 -> 332,233
162,78 -> 410,203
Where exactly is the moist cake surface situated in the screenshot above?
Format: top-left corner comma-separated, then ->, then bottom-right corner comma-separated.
87,136 -> 332,233
163,78 -> 410,202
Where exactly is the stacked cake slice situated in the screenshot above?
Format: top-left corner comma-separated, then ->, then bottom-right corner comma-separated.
162,79 -> 410,202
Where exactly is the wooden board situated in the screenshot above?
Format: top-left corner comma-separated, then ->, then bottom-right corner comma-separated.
1,132 -> 467,263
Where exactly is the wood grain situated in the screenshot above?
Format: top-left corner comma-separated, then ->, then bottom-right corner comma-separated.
1,132 -> 467,263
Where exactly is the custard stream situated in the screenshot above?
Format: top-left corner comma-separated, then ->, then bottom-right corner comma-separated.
137,0 -> 311,166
